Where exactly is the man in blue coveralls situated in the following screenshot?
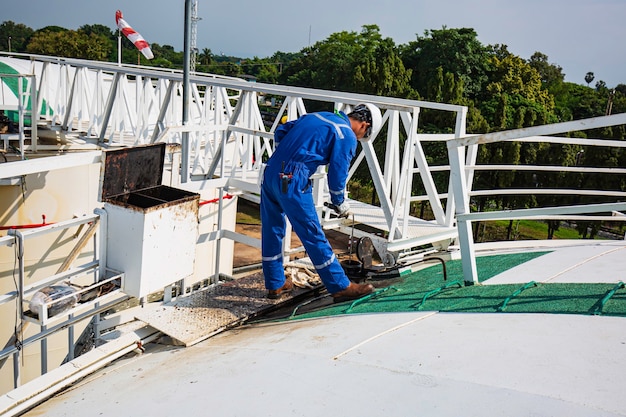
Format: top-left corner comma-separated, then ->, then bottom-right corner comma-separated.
261,103 -> 381,303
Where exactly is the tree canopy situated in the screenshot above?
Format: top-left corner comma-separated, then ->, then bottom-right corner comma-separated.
280,25 -> 413,99
26,28 -> 111,61
399,27 -> 491,99
0,21 -> 34,52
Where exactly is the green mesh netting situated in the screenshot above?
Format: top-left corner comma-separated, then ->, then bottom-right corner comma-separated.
289,251 -> 626,320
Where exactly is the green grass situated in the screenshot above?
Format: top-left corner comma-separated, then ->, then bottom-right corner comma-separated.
485,219 -> 583,241
236,200 -> 262,225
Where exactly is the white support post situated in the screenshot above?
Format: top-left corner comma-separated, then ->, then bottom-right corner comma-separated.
362,140 -> 399,239
30,74 -> 38,153
447,142 -> 478,284
445,107 -> 468,226
400,110 -> 446,225
94,208 -> 108,281
384,110 -> 400,199
401,108 -> 420,235
17,77 -> 24,159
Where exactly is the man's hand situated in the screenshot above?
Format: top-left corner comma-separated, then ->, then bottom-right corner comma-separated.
327,201 -> 350,218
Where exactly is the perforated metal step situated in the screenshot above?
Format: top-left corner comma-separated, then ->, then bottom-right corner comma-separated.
134,273 -> 314,346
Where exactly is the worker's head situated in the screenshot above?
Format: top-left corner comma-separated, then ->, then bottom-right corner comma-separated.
348,103 -> 382,141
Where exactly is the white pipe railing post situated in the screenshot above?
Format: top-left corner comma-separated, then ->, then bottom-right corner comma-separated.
447,142 -> 479,284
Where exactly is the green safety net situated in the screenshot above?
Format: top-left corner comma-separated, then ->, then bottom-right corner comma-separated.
289,251 -> 626,320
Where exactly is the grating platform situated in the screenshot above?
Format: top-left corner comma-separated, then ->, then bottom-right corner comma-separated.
134,272 -> 317,347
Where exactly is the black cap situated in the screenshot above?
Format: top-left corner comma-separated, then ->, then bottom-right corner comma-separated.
348,104 -> 373,137
348,104 -> 372,124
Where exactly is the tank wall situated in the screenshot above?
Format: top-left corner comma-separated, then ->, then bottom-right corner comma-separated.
0,158 -> 239,394
0,162 -> 101,394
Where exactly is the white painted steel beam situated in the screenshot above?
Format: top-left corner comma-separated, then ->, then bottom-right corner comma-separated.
452,112 -> 626,148
0,151 -> 101,179
457,202 -> 626,222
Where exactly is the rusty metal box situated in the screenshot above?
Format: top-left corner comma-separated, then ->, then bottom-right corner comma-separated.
99,143 -> 199,298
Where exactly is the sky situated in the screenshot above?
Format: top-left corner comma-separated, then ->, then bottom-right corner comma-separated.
3,0 -> 625,87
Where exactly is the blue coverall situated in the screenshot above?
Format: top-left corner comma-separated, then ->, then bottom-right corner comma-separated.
261,111 -> 356,293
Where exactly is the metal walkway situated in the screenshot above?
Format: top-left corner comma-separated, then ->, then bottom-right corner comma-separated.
0,53 -> 468,264
133,273 -> 318,347
333,200 -> 457,265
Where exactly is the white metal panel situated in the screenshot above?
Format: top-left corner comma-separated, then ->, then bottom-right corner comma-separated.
104,199 -> 198,298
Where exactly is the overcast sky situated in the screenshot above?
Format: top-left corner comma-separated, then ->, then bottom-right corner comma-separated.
4,0 -> 625,86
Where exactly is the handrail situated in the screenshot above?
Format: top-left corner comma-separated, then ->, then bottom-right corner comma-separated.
449,113 -> 626,148
0,213 -> 127,391
1,54 -> 472,263
0,234 -> 14,247
447,112 -> 626,284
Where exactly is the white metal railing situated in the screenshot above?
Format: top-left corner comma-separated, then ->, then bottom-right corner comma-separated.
0,72 -> 38,156
0,52 -> 625,412
448,113 -> 626,283
5,54 -> 625,279
0,214 -> 127,391
1,53 -> 470,261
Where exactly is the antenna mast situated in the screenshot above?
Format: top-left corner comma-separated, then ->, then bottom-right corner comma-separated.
190,0 -> 201,72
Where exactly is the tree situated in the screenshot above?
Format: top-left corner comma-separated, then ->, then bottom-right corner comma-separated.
26,29 -> 111,60
0,20 -> 34,52
556,82 -> 605,121
35,25 -> 67,34
281,25 -> 413,99
585,72 -> 595,86
281,30 -> 358,91
399,27 -> 491,99
209,61 -> 242,77
479,47 -> 556,129
255,62 -> 281,84
150,43 -> 183,66
528,52 -> 564,89
269,51 -> 301,71
79,24 -> 115,41
352,35 -> 413,97
199,48 -> 212,66
78,24 -> 116,61
240,56 -> 282,84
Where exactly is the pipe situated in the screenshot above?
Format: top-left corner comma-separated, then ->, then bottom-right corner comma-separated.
15,229 -> 24,388
0,215 -> 52,231
1,329 -> 161,417
199,194 -> 234,206
181,0 -> 192,183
